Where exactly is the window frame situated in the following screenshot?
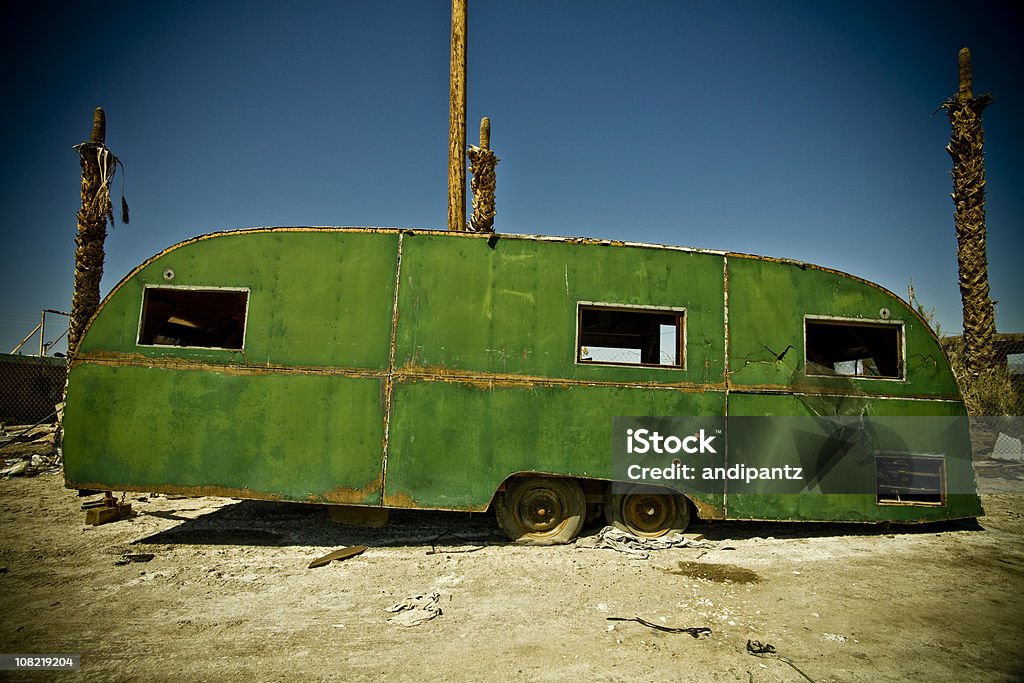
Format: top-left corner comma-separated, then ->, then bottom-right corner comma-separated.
803,315 -> 906,381
575,302 -> 686,370
874,452 -> 946,507
137,285 -> 250,351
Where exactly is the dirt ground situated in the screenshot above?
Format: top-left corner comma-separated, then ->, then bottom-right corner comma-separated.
1,465 -> 1022,682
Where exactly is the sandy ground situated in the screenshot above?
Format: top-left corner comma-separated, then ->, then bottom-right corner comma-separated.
0,464 -> 1022,682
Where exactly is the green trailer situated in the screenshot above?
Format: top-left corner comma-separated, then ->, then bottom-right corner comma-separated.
62,227 -> 982,543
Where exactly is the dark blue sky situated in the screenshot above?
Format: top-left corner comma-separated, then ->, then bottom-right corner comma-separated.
1,1 -> 1021,354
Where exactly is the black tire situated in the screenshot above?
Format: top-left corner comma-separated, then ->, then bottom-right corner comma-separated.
604,484 -> 691,537
496,477 -> 586,545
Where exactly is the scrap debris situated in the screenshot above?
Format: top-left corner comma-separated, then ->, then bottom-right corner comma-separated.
307,545 -> 367,569
0,423 -> 61,477
992,432 -> 1024,461
747,640 -> 815,682
747,640 -> 777,655
578,526 -> 715,559
608,616 -> 710,638
425,529 -> 488,555
386,592 -> 443,627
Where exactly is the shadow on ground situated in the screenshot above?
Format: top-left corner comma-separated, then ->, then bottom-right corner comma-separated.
133,500 -> 504,549
128,498 -> 986,549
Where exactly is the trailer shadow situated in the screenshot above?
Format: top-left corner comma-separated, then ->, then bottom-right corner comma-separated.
132,499 -> 504,549
130,498 -> 986,549
689,515 -> 984,542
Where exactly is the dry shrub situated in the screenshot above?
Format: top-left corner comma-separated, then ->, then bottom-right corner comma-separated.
945,338 -> 1023,416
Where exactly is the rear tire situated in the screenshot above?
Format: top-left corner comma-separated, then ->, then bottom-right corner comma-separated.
496,477 -> 586,545
604,485 -> 691,537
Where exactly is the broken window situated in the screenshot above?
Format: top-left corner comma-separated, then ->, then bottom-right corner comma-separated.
577,305 -> 683,368
876,454 -> 945,506
138,287 -> 248,349
804,318 -> 902,379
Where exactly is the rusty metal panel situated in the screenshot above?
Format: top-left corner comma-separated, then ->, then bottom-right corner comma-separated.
726,255 -> 960,399
725,392 -> 982,522
63,362 -> 385,505
393,233 -> 727,386
383,378 -> 727,511
78,229 -> 400,370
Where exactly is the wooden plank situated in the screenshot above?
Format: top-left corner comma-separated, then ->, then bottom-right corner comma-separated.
308,545 -> 367,569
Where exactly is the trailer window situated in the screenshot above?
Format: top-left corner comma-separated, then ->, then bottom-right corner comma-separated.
876,454 -> 944,506
139,287 -> 248,350
804,319 -> 902,379
577,305 -> 683,367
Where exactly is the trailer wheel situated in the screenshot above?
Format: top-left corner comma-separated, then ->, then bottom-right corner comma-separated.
605,485 -> 691,537
496,477 -> 585,545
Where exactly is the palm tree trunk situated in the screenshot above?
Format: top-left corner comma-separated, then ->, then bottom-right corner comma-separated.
68,108 -> 117,358
943,48 -> 996,378
467,117 -> 498,232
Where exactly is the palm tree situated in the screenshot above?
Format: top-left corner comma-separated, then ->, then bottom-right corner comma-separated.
467,117 -> 498,232
68,107 -> 127,357
942,48 -> 996,378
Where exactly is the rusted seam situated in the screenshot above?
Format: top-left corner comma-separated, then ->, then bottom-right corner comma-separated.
66,480 -> 285,502
390,367 -> 723,392
722,254 -> 730,515
380,231 -> 405,504
71,353 -> 726,392
70,353 -> 957,403
70,354 -> 388,380
725,385 -> 962,402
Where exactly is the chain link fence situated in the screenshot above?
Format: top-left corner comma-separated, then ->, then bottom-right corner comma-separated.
0,354 -> 67,427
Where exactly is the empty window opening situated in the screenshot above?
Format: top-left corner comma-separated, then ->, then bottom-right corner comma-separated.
578,306 -> 683,367
139,287 -> 248,349
805,319 -> 902,378
876,454 -> 944,506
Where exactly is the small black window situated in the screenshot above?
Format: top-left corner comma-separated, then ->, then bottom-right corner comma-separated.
876,454 -> 944,506
578,305 -> 683,368
139,287 -> 248,349
805,319 -> 902,379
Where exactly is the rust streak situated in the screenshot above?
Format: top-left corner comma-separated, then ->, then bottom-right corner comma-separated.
726,382 -> 960,402
689,496 -> 726,520
379,231 -> 406,504
307,474 -> 384,505
65,480 -> 285,502
72,353 -> 388,380
393,364 -> 722,393
73,352 -> 728,394
382,489 -> 490,512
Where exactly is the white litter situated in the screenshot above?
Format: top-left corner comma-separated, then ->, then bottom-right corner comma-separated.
386,592 -> 443,627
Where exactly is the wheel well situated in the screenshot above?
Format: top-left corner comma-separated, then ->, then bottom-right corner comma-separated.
492,475 -> 701,519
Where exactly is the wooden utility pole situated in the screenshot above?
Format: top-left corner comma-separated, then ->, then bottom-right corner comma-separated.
69,107 -> 124,357
447,0 -> 468,231
942,48 -> 996,377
